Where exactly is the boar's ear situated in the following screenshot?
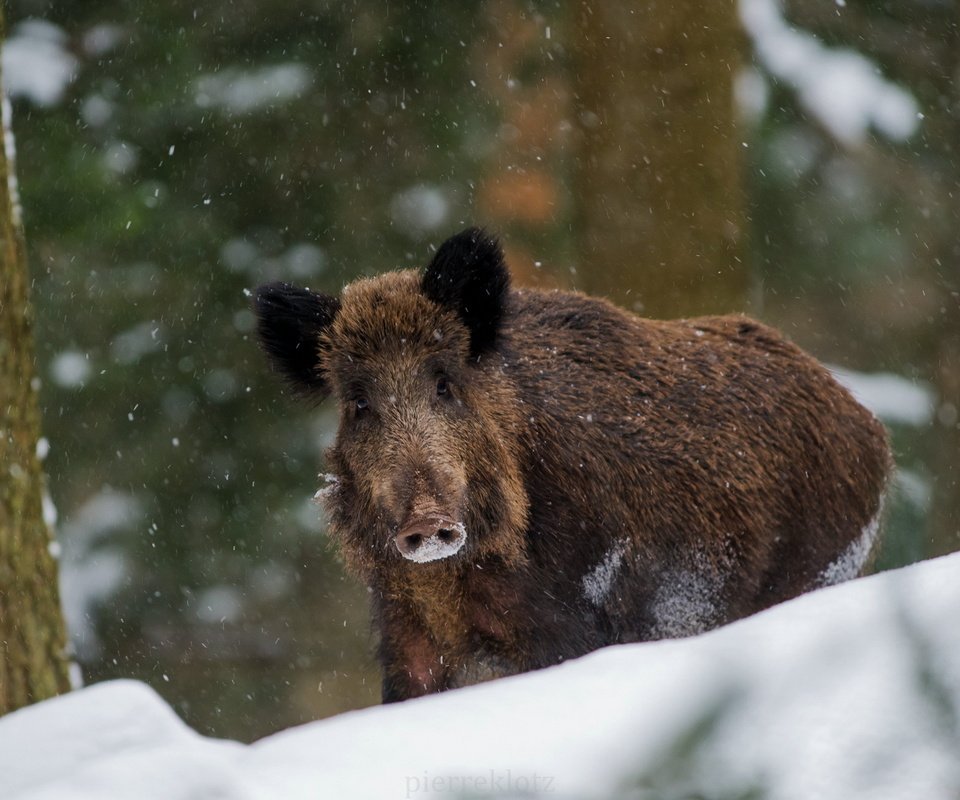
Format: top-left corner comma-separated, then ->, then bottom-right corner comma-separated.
421,227 -> 509,358
254,282 -> 340,397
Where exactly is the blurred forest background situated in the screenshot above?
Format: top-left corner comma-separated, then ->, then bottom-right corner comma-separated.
2,0 -> 957,741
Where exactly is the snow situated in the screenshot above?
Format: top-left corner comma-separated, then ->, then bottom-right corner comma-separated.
194,64 -> 313,114
1,682 -> 249,800
401,521 -> 467,563
101,140 -> 139,175
41,491 -> 58,529
5,552 -> 960,799
81,24 -> 123,58
581,538 -> 627,605
1,20 -> 78,107
194,585 -> 244,625
896,468 -> 931,512
57,489 -> 142,659
816,505 -> 882,587
1,96 -> 23,233
312,472 -> 341,502
831,365 -> 934,426
389,184 -> 450,235
220,238 -> 260,273
740,0 -> 919,146
50,350 -> 92,388
110,321 -> 164,366
284,242 -> 327,279
220,238 -> 327,280
204,368 -> 239,402
650,558 -> 722,638
80,95 -> 114,128
734,66 -> 770,124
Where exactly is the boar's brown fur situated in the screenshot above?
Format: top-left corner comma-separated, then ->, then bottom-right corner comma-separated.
255,228 -> 892,702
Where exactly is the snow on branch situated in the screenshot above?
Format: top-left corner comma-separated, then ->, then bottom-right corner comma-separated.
740,0 -> 920,146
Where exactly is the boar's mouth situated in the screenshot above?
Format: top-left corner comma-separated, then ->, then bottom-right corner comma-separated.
395,517 -> 467,563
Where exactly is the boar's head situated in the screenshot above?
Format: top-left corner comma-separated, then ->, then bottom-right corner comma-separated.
254,229 -> 529,576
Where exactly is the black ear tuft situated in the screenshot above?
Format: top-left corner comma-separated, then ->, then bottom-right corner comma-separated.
421,227 -> 510,357
253,282 -> 340,397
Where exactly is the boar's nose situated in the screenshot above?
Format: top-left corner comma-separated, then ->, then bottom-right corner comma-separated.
395,517 -> 466,563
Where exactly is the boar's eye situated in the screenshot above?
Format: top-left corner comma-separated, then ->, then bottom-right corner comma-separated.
436,376 -> 449,397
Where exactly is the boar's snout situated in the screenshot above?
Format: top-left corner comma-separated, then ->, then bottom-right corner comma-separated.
395,515 -> 466,563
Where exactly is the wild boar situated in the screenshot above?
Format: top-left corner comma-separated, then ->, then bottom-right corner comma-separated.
254,227 -> 891,701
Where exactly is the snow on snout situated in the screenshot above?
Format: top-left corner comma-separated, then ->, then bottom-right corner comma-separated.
312,473 -> 340,503
400,522 -> 467,563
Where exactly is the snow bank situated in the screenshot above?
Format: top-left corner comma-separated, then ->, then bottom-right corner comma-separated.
4,553 -> 960,799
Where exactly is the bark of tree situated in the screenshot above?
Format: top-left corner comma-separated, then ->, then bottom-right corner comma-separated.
0,8 -> 71,715
571,0 -> 749,319
925,10 -> 960,557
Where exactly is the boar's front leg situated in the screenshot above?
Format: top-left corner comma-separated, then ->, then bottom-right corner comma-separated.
377,600 -> 446,703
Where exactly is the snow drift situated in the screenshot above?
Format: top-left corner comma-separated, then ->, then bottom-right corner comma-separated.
3,552 -> 960,799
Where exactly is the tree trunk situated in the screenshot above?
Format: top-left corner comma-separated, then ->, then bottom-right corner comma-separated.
926,10 -> 960,558
0,8 -> 71,715
571,0 -> 749,319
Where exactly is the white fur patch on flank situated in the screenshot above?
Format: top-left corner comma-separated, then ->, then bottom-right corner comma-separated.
817,509 -> 882,588
650,559 -> 721,639
402,522 -> 467,564
582,539 -> 628,606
